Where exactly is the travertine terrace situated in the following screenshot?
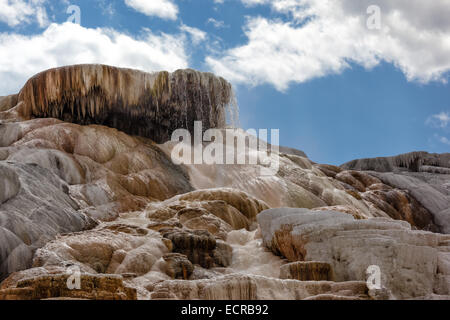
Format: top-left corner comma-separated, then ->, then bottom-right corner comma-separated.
0,65 -> 449,300
11,64 -> 233,143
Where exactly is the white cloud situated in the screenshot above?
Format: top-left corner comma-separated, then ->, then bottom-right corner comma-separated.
97,0 -> 115,17
241,0 -> 268,6
0,0 -> 49,27
428,112 -> 450,147
0,22 -> 189,95
434,134 -> 450,146
427,112 -> 450,129
207,18 -> 227,29
180,24 -> 207,45
207,0 -> 450,91
439,136 -> 450,145
124,0 -> 178,20
218,0 -> 267,6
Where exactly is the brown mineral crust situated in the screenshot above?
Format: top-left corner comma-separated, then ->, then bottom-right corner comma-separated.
280,261 -> 334,281
16,64 -> 232,143
0,274 -> 136,300
161,228 -> 232,269
163,253 -> 194,280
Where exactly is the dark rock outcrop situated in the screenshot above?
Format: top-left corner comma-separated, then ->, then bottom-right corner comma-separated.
161,229 -> 232,268
14,64 -> 233,143
279,262 -> 334,281
163,253 -> 194,280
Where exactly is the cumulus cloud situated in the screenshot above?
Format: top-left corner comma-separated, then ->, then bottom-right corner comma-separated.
0,0 -> 49,27
0,22 -> 188,95
207,0 -> 450,91
180,24 -> 207,45
124,0 -> 178,20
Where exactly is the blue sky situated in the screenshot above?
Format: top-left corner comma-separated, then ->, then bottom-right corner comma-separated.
0,0 -> 449,165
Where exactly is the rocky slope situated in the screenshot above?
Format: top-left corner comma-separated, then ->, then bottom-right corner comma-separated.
0,65 -> 448,300
342,152 -> 450,233
258,208 -> 450,299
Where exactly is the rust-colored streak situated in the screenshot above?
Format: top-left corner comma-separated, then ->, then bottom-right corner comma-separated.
17,64 -> 232,143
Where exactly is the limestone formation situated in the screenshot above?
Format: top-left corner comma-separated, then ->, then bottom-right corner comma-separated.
333,169 -> 439,232
0,274 -> 136,300
12,65 -> 233,143
0,162 -> 96,280
32,224 -> 169,276
0,118 -> 193,218
0,95 -> 18,112
1,65 -> 449,300
342,152 -> 450,233
342,151 -> 450,173
168,137 -> 441,231
279,262 -> 334,281
258,208 -> 450,299
150,274 -> 370,300
162,253 -> 194,280
161,228 -> 232,269
144,188 -> 269,240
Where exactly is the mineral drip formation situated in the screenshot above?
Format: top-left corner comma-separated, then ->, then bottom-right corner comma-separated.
16,64 -> 234,143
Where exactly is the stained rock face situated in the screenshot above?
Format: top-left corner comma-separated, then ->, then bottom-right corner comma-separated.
0,115 -> 193,281
332,169 -> 439,232
32,225 -> 169,276
258,208 -> 450,299
162,253 -> 194,280
11,64 -> 233,143
171,135 -> 440,231
0,95 -> 18,112
0,274 -> 136,300
145,188 -> 269,240
150,274 -> 370,300
0,187 -> 271,300
1,65 -> 449,300
279,262 -> 334,281
0,118 -> 193,219
161,229 -> 232,269
0,162 -> 96,280
342,152 -> 450,233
